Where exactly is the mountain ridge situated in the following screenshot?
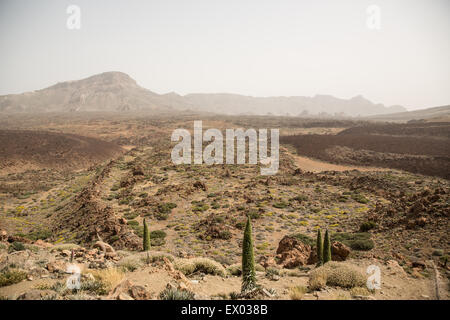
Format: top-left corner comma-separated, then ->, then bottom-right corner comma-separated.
0,71 -> 406,116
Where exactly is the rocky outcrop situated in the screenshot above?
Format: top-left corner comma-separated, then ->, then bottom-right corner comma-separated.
331,241 -> 351,261
52,159 -> 141,250
275,237 -> 351,268
107,279 -> 152,300
276,236 -> 313,268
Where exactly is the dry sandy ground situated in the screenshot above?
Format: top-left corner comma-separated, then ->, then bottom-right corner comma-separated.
288,150 -> 392,173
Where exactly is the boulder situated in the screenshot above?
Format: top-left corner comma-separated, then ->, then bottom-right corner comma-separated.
275,236 -> 312,268
386,260 -> 407,277
107,279 -> 151,300
331,241 -> 351,261
129,285 -> 152,300
258,255 -> 277,269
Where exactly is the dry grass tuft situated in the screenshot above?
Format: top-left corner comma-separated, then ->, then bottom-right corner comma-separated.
289,286 -> 308,300
309,262 -> 365,290
90,268 -> 124,293
174,257 -> 226,277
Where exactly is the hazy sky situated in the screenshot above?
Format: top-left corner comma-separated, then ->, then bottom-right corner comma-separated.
0,0 -> 449,110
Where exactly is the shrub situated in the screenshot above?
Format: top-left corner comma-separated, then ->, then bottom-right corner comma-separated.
333,232 -> 374,251
235,221 -> 246,230
359,221 -> 376,232
0,269 -> 27,287
218,230 -> 232,240
90,268 -> 124,294
80,279 -> 107,295
148,230 -> 166,246
351,193 -> 368,204
246,210 -> 261,220
226,264 -> 242,276
265,267 -> 280,277
241,217 -> 256,292
191,201 -> 209,213
350,286 -> 372,297
158,203 -> 177,214
127,220 -> 139,226
8,241 -> 25,253
124,211 -> 139,220
349,240 -> 374,251
174,258 -> 226,277
309,262 -> 365,290
289,286 -> 308,300
290,233 -> 315,247
150,230 -> 167,239
159,287 -> 195,300
18,228 -> 52,241
273,201 -> 288,209
308,268 -> 327,291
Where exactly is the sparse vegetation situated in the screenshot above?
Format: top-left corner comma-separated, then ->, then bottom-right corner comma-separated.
0,269 -> 27,287
309,262 -> 366,290
289,286 -> 308,300
159,287 -> 195,300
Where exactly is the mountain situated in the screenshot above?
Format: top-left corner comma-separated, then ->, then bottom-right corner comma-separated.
184,93 -> 405,117
0,72 -> 187,113
0,71 -> 406,116
367,105 -> 450,122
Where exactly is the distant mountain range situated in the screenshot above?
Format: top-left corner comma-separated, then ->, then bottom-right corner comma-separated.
0,71 -> 407,117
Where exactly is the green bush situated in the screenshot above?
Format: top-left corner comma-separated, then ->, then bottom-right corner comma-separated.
273,201 -> 288,209
16,228 -> 52,241
351,193 -> 368,204
158,203 -> 177,214
333,232 -> 374,251
124,211 -> 139,220
150,230 -> 166,239
247,210 -> 261,220
290,233 -> 315,247
8,241 -> 25,253
235,221 -> 246,230
359,221 -> 376,232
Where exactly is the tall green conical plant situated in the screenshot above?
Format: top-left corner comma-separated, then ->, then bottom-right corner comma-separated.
316,229 -> 323,266
323,229 -> 331,263
241,216 -> 256,292
143,218 -> 150,251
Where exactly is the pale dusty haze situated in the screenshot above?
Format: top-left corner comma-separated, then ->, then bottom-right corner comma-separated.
0,0 -> 449,110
